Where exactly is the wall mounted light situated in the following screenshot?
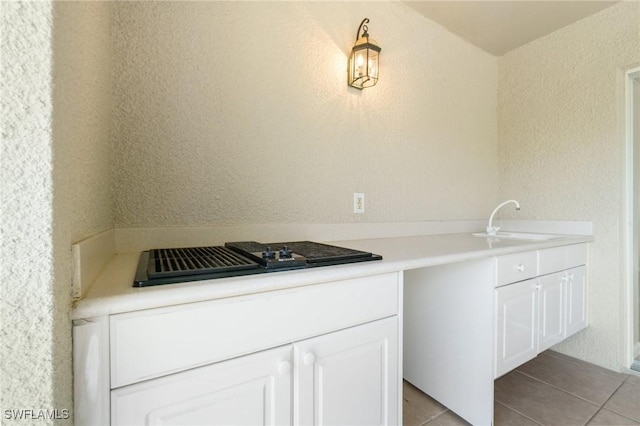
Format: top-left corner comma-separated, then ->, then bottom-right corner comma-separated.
348,18 -> 381,90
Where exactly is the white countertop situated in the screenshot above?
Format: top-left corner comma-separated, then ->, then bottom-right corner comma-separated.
71,232 -> 592,320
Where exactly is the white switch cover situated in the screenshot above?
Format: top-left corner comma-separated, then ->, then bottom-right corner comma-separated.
354,193 -> 365,214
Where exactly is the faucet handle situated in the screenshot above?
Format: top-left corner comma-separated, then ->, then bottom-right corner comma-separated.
486,226 -> 500,236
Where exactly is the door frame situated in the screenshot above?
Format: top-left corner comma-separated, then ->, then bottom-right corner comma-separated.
622,65 -> 640,372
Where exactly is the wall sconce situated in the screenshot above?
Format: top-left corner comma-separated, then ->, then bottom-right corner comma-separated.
348,18 -> 381,90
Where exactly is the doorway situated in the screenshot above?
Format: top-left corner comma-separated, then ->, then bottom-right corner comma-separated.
625,66 -> 640,372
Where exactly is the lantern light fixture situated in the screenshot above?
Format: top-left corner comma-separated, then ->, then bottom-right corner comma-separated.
348,18 -> 381,90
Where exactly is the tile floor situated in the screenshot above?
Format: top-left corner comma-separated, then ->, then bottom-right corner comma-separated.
403,350 -> 640,426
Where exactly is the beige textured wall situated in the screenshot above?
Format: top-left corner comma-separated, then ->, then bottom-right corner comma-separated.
51,1 -> 114,422
7,0 -> 635,420
1,1 -> 113,424
112,1 -> 498,228
498,1 -> 640,369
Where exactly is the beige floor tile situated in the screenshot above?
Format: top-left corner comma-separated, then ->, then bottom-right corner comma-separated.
544,350 -> 629,381
404,353 -> 638,426
587,408 -> 640,425
516,351 -> 625,405
495,371 -> 599,425
403,380 -> 447,426
425,410 -> 470,426
626,375 -> 640,387
603,382 -> 640,422
494,402 -> 540,426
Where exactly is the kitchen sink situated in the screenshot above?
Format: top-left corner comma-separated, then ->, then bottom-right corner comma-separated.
471,231 -> 564,241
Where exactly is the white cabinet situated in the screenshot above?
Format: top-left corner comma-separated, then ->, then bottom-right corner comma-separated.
538,265 -> 587,349
75,272 -> 401,426
111,317 -> 398,426
402,242 -> 589,425
295,317 -> 398,426
494,244 -> 588,378
495,278 -> 539,376
495,271 -> 574,377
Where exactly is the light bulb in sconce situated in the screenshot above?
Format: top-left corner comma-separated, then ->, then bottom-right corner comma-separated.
356,54 -> 364,77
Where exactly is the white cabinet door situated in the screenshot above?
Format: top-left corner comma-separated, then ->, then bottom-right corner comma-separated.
538,273 -> 565,351
566,266 -> 588,337
495,279 -> 538,378
111,345 -> 292,426
295,317 -> 399,426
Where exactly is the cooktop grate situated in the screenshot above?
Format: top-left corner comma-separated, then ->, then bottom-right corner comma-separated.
148,246 -> 259,279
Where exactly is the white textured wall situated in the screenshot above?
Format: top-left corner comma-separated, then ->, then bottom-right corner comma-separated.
1,1 -> 56,421
498,1 -> 640,370
112,1 -> 498,228
1,1 -> 113,424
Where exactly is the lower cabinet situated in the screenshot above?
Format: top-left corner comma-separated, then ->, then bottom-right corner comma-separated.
495,265 -> 587,378
111,317 -> 398,426
495,278 -> 538,377
75,272 -> 401,425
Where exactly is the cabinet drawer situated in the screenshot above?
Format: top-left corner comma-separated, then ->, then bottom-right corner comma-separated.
539,244 -> 588,275
495,251 -> 537,287
110,273 -> 399,388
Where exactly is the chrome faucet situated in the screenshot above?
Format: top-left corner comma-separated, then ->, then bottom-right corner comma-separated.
486,200 -> 520,236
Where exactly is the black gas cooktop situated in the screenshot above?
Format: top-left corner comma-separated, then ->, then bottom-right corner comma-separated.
133,241 -> 382,287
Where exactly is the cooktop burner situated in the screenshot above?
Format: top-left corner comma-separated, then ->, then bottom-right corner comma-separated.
133,241 -> 381,287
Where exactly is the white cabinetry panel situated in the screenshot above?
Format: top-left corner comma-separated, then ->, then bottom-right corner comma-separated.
539,244 -> 588,276
538,274 -> 565,351
295,317 -> 398,426
112,318 -> 399,426
111,273 -> 398,388
566,266 -> 588,337
495,251 -> 538,287
73,317 -> 110,426
404,259 -> 495,426
495,279 -> 538,377
111,345 -> 292,426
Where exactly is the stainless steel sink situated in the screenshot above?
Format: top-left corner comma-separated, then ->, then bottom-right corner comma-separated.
471,231 -> 564,241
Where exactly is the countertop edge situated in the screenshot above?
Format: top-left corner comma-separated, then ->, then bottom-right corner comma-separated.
71,234 -> 593,320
